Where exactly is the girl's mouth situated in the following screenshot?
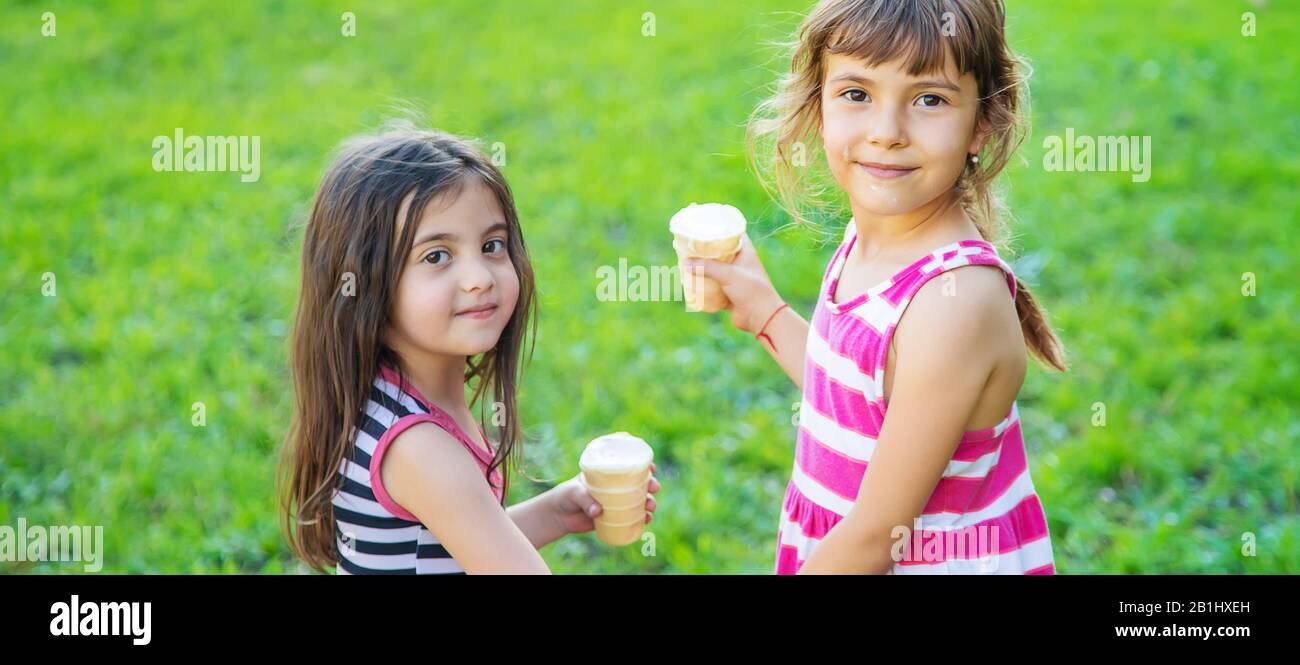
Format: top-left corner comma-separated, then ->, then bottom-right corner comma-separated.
455,304 -> 498,320
857,162 -> 919,179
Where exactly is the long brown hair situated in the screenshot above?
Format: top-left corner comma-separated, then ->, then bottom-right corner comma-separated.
278,124 -> 537,573
749,0 -> 1066,370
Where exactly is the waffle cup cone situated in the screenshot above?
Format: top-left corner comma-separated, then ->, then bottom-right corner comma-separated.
594,518 -> 645,547
579,432 -> 653,547
673,233 -> 742,313
580,467 -> 651,546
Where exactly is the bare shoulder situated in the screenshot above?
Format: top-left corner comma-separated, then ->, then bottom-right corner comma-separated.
896,264 -> 1025,378
381,422 -> 497,520
385,422 -> 478,471
377,421 -> 547,573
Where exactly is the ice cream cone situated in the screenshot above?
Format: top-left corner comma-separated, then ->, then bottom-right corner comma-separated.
579,432 -> 654,546
669,203 -> 747,313
673,236 -> 742,312
594,518 -> 646,547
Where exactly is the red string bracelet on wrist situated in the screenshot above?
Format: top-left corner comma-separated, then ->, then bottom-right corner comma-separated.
755,302 -> 790,352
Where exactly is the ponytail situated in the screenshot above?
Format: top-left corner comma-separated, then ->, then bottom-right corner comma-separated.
1013,278 -> 1068,371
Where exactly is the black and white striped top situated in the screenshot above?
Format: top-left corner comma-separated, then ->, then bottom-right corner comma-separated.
331,365 -> 503,575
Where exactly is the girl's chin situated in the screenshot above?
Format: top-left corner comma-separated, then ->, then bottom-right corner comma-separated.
430,344 -> 498,360
453,327 -> 508,356
846,185 -> 949,217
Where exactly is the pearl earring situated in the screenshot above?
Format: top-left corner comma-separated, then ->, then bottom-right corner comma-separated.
970,154 -> 979,164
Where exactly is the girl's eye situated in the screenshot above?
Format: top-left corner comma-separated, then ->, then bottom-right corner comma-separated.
915,93 -> 947,107
422,250 -> 450,265
842,88 -> 869,103
483,238 -> 506,254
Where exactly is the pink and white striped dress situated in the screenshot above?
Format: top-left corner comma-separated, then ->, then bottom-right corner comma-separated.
776,223 -> 1056,575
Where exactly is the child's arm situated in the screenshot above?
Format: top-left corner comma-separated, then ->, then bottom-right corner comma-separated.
506,491 -> 574,550
381,423 -> 551,574
797,267 -> 1022,574
684,235 -> 809,388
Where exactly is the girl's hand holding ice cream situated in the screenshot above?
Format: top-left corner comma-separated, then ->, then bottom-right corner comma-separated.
552,463 -> 660,537
670,203 -> 749,312
676,209 -> 806,389
681,234 -> 785,334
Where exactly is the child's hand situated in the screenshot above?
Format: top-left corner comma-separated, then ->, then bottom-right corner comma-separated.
552,464 -> 661,535
681,235 -> 785,333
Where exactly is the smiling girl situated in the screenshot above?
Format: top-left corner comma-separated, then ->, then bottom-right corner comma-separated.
278,126 -> 659,574
688,0 -> 1065,574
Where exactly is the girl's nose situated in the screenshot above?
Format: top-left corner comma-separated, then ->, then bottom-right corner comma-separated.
458,257 -> 496,293
865,107 -> 907,149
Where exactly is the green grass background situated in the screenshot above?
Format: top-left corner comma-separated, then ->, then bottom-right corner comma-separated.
2,0 -> 1296,573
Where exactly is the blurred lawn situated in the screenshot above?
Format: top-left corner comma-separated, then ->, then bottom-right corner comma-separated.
1,0 -> 1296,573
